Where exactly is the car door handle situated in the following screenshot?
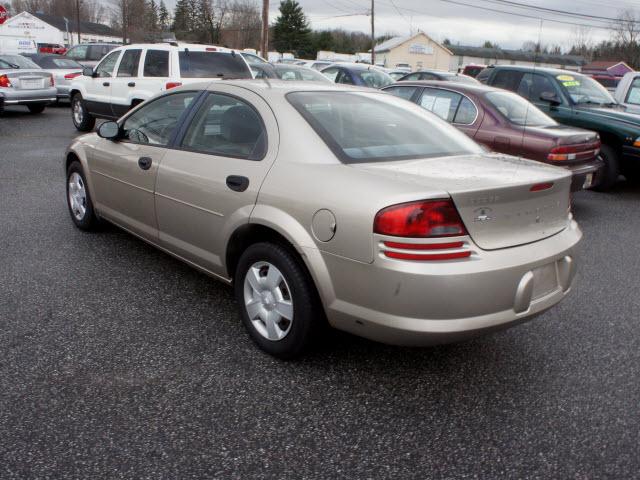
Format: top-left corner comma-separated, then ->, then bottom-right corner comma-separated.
226,175 -> 249,192
102,81 -> 110,87
128,82 -> 135,87
138,156 -> 152,170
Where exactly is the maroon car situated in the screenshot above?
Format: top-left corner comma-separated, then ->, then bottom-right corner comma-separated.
382,81 -> 604,191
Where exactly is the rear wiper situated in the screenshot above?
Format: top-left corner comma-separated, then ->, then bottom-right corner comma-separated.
6,63 -> 20,69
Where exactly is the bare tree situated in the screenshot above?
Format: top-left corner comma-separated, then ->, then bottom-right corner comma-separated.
613,9 -> 640,67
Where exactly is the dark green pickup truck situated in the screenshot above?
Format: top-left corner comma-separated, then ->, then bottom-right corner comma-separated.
478,65 -> 640,190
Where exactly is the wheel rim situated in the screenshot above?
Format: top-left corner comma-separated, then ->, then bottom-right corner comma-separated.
68,172 -> 87,221
73,99 -> 83,124
243,261 -> 294,341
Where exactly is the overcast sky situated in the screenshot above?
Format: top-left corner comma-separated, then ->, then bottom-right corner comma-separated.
257,0 -> 626,51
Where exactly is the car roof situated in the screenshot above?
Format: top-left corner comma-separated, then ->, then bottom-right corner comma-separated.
189,79 -> 374,96
324,62 -> 378,71
486,65 -> 583,76
388,80 -> 500,95
111,43 -> 237,52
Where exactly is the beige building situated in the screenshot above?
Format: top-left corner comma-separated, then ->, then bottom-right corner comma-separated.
373,32 -> 452,71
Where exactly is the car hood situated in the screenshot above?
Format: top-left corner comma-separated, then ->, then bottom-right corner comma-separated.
575,104 -> 640,126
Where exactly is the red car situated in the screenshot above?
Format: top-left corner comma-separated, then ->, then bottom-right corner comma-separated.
383,81 -> 604,191
38,43 -> 67,55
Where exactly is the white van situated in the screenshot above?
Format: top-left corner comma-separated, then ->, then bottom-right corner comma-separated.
0,36 -> 38,55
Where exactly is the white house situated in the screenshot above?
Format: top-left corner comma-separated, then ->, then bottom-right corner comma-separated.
0,11 -> 120,47
373,32 -> 452,71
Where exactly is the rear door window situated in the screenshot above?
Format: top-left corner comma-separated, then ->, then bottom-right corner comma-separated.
178,51 -> 251,79
491,70 -> 524,92
143,50 -> 169,77
180,93 -> 267,160
117,49 -> 142,77
418,88 -> 462,122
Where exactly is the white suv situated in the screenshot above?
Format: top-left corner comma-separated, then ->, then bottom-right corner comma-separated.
69,43 -> 253,131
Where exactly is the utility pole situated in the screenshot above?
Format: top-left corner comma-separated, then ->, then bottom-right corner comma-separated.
261,0 -> 269,59
75,0 -> 81,44
370,0 -> 375,65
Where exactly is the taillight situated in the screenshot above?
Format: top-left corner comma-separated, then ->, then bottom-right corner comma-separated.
165,81 -> 182,90
64,72 -> 81,80
530,182 -> 554,192
374,199 -> 467,238
0,75 -> 11,88
205,47 -> 217,52
548,140 -> 601,161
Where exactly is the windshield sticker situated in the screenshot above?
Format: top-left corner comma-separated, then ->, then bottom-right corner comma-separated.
557,74 -> 575,81
562,80 -> 581,87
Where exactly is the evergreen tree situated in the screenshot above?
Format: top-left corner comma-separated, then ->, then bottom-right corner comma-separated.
146,0 -> 159,32
172,0 -> 192,37
272,0 -> 311,56
158,0 -> 170,30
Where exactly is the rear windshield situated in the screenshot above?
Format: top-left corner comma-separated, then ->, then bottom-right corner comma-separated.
355,69 -> 394,88
178,51 -> 251,79
287,91 -> 483,163
42,57 -> 82,69
274,66 -> 329,82
0,55 -> 40,69
485,90 -> 556,127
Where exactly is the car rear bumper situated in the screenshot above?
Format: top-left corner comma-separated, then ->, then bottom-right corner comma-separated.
313,220 -> 582,346
0,87 -> 57,105
564,158 -> 605,191
56,85 -> 71,99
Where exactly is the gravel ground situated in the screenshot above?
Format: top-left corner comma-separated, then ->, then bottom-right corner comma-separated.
1,104 -> 639,479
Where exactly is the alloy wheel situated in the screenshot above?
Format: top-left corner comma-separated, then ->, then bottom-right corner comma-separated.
68,172 -> 87,221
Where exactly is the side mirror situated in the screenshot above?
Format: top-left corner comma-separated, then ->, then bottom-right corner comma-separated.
97,121 -> 120,140
82,66 -> 95,77
540,91 -> 561,106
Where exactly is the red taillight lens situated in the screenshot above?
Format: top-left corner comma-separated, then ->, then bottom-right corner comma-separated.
374,199 -> 467,238
0,75 -> 11,88
64,72 -> 81,80
530,182 -> 554,192
205,47 -> 217,52
547,140 -> 601,161
165,81 -> 182,90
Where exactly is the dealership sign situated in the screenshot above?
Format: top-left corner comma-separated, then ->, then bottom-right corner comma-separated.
409,43 -> 434,55
0,6 -> 9,25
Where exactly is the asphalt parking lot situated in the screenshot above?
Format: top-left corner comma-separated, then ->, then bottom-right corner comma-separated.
1,104 -> 639,479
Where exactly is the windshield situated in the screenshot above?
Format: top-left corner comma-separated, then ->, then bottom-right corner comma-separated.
287,91 -> 484,163
274,66 -> 330,82
0,55 -> 40,69
485,90 -> 557,127
557,73 -> 615,105
178,51 -> 251,79
355,69 -> 394,88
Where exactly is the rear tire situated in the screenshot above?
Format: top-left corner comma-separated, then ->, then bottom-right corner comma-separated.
593,144 -> 619,191
71,93 -> 96,132
234,242 -> 324,359
66,161 -> 100,231
27,103 -> 46,114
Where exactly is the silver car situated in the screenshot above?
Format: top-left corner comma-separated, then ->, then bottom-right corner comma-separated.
0,54 -> 57,114
22,54 -> 83,102
64,81 -> 581,358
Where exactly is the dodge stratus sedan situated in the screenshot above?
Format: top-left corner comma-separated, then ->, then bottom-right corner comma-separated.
65,81 -> 582,358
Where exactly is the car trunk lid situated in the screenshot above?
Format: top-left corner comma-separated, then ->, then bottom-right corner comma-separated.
353,153 -> 572,250
4,70 -> 51,90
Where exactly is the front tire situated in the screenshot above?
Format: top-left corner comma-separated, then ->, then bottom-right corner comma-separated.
594,144 -> 620,191
71,93 -> 96,132
234,242 -> 324,359
66,161 -> 99,231
28,103 -> 46,114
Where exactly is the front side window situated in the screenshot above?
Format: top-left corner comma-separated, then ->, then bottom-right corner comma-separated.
178,51 -> 251,79
485,90 -> 556,127
418,88 -> 462,122
143,50 -> 169,77
181,93 -> 267,160
117,49 -> 142,77
492,70 -> 524,91
626,77 -> 640,105
384,86 -> 418,101
517,73 -> 559,104
287,91 -> 483,163
322,68 -> 339,82
66,45 -> 88,60
337,70 -> 354,85
95,50 -> 120,78
121,92 -> 198,146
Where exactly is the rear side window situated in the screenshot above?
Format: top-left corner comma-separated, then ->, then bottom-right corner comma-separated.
122,92 -> 198,146
117,49 -> 141,77
418,88 -> 462,122
178,51 -> 251,79
181,93 -> 266,160
144,50 -> 169,77
453,97 -> 478,124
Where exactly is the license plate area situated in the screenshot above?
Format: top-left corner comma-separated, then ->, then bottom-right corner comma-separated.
531,263 -> 559,300
20,79 -> 42,89
583,173 -> 594,189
